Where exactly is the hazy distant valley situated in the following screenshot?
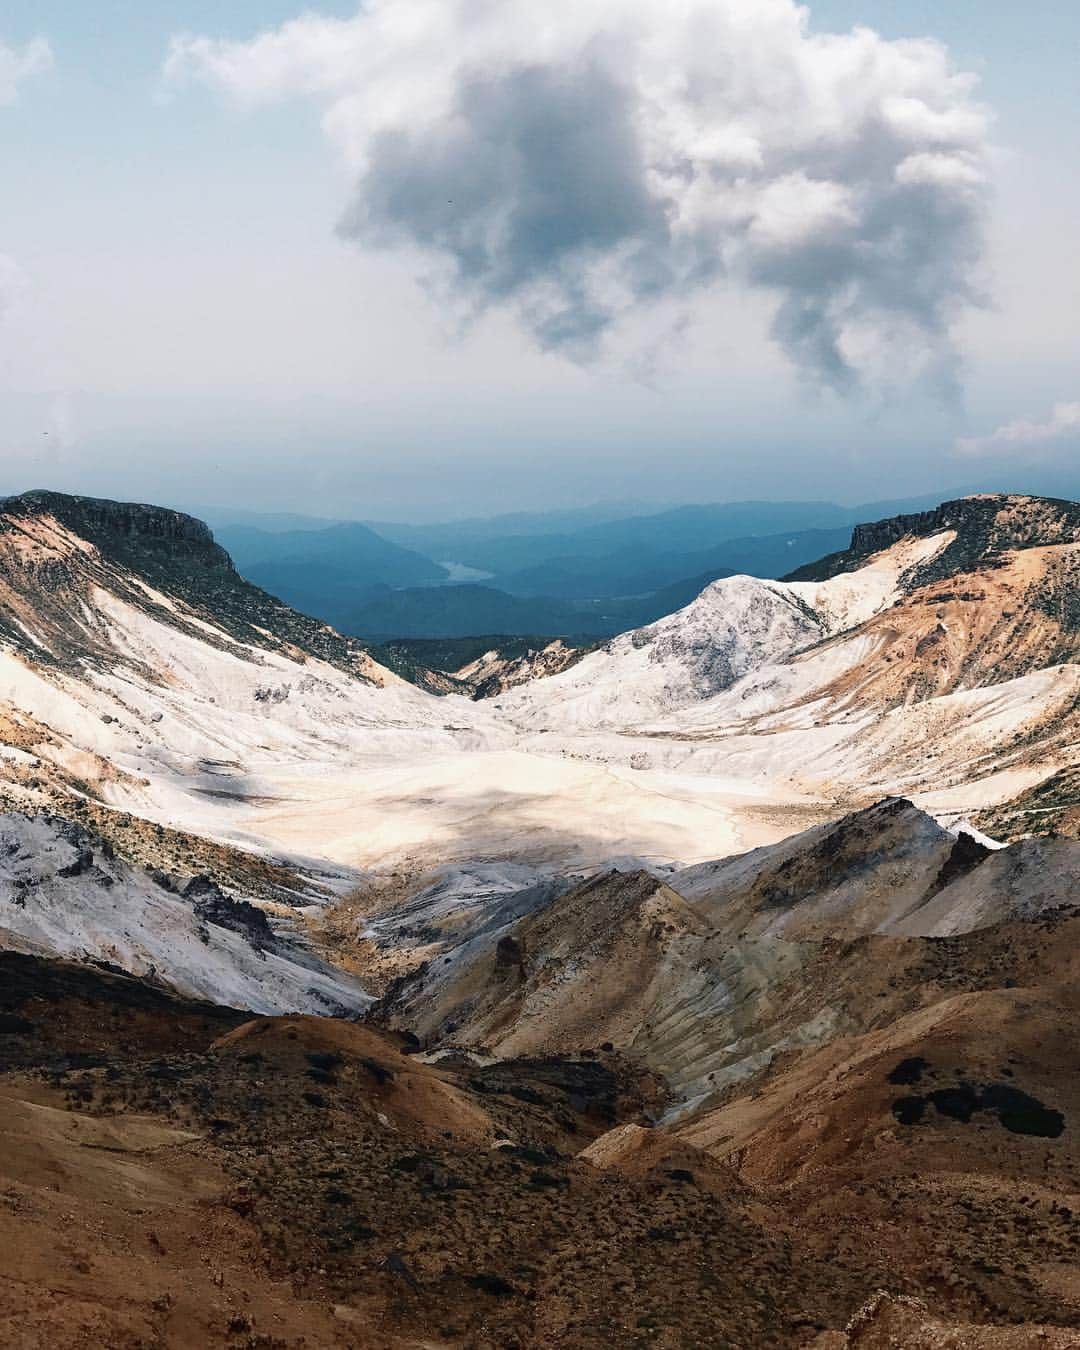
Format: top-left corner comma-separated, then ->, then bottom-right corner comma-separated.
207,496 -> 949,643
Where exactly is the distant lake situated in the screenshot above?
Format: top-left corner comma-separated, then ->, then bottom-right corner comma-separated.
435,561 -> 496,584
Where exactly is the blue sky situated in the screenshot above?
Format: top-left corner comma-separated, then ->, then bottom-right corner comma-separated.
0,1 -> 1076,520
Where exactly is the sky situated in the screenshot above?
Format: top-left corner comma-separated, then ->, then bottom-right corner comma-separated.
0,0 -> 1077,521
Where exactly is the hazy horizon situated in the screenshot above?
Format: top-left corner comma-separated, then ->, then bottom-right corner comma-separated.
0,463 -> 1047,526
5,465 -> 1080,529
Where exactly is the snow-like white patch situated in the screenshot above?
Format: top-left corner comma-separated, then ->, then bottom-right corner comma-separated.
498,531 -> 956,735
124,575 -> 181,613
6,616 -> 51,653
0,814 -> 369,1014
497,574 -> 824,730
787,529 -> 957,635
938,819 -> 1007,850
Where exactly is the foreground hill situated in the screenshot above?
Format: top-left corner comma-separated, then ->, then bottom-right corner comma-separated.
0,951 -> 860,1349
372,800 -> 1080,1107
4,807 -> 1080,1346
348,800 -> 1080,1341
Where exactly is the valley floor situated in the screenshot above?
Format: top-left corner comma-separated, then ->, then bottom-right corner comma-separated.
228,749 -> 832,873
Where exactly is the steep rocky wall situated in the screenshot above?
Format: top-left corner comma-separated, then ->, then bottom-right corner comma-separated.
786,494 -> 1080,585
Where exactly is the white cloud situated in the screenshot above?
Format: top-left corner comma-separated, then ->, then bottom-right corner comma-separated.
0,252 -> 27,310
165,0 -> 992,392
0,36 -> 52,106
0,38 -> 50,325
957,402 -> 1080,457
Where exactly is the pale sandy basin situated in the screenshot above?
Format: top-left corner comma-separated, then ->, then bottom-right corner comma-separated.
230,750 -> 829,872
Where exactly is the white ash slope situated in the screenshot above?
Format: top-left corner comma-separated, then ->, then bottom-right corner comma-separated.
0,813 -> 370,1014
0,494 -> 801,875
3,490 -> 1077,882
495,530 -> 954,730
498,497 -> 1080,826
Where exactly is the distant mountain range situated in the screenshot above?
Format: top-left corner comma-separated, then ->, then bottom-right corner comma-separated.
206,493 -> 954,641
367,495 -> 944,562
333,569 -> 752,642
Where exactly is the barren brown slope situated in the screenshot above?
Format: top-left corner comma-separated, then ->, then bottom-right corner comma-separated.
797,499 -> 1080,802
673,797 -> 968,940
1,949 -> 900,1349
800,538 -> 1080,715
673,933 -> 1080,1335
378,802 -> 1080,1116
7,908 -> 1080,1345
381,868 -> 710,1059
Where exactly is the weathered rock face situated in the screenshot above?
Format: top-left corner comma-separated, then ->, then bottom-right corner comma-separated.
787,493 -> 1080,585
0,490 -> 455,693
184,874 -> 277,948
377,798 -> 1080,1125
0,811 -> 369,1013
850,503 -> 969,557
1,490 -> 231,568
0,489 -> 390,680
466,639 -> 588,700
494,934 -> 526,977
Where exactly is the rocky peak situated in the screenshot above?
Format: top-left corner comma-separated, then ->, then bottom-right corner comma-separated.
0,488 -> 396,683
786,493 -> 1080,585
0,490 -> 232,571
852,493 -> 1080,556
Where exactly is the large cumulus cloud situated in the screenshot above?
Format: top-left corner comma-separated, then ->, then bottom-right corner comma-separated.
166,1 -> 991,391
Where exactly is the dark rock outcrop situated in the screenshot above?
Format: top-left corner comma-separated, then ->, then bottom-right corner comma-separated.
185,875 -> 276,948
926,831 -> 992,898
784,494 -> 1080,586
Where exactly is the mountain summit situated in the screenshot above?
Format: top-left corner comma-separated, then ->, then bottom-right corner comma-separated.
787,492 -> 1080,585
0,489 -> 391,677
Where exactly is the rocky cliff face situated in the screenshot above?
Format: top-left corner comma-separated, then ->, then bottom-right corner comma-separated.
463,639 -> 589,699
1,490 -> 230,567
0,489 -> 392,681
0,491 -> 456,692
786,493 -> 1080,585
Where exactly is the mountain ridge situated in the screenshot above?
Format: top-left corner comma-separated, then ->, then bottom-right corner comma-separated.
784,492 -> 1080,585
